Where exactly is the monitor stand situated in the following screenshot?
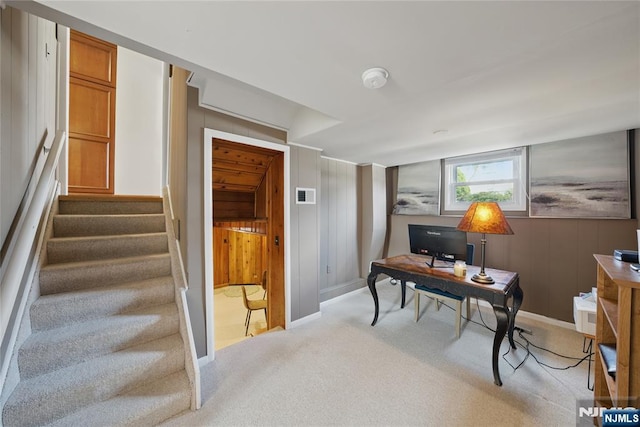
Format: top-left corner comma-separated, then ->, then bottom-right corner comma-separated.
425,254 -> 436,268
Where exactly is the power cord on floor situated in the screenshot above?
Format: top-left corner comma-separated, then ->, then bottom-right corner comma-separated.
423,295 -> 594,377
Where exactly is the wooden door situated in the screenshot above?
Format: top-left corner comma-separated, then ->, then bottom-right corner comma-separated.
68,30 -> 117,194
266,152 -> 286,330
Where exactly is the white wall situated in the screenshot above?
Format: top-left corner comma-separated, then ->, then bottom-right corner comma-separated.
115,47 -> 164,196
0,6 -> 58,390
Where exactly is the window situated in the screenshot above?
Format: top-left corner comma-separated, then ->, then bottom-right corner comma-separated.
443,147 -> 527,212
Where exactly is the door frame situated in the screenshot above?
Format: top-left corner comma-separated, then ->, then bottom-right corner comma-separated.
202,129 -> 290,360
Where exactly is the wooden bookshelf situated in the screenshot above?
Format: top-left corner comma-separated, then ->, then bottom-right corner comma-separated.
593,255 -> 640,414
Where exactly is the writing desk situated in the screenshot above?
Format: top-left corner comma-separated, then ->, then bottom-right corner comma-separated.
366,254 -> 523,386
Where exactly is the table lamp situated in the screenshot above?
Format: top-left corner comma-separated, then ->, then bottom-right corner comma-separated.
456,202 -> 513,284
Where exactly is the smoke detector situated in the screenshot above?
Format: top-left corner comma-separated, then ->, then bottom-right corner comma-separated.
361,67 -> 389,89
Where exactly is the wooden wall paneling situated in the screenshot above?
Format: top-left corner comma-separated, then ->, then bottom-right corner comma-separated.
249,231 -> 264,283
318,157 -> 362,302
295,147 -> 320,317
0,6 -> 60,377
504,219 -> 534,312
577,219 -> 600,292
319,158 -> 329,295
212,169 -> 264,191
242,233 -> 255,283
525,218 -> 552,314
213,227 -> 229,287
289,148 -> 300,320
212,191 -> 254,220
229,230 -> 241,283
255,176 -> 267,219
547,220 -> 580,320
213,141 -> 273,168
335,161 -> 347,284
326,159 -> 338,290
212,138 -> 275,193
386,213 -> 638,322
346,164 -> 358,280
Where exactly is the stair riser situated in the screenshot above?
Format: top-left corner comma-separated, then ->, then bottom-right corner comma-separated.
40,255 -> 171,295
30,278 -> 175,331
46,372 -> 191,427
19,308 -> 180,379
47,233 -> 168,264
59,200 -> 163,215
53,215 -> 165,237
2,336 -> 185,427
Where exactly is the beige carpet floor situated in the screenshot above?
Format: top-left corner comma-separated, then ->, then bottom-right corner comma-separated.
166,283 -> 593,426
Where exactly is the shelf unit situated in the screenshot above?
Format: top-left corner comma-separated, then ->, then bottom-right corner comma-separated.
593,255 -> 640,413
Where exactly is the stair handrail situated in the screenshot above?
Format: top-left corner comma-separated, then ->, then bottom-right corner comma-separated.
0,130 -> 66,390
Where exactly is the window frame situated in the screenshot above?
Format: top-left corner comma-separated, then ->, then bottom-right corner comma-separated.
442,147 -> 528,215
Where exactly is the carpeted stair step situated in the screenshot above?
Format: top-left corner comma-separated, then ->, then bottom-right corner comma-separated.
53,214 -> 165,238
19,303 -> 179,379
30,276 -> 175,331
39,253 -> 171,295
46,371 -> 191,427
58,196 -> 163,215
47,232 -> 169,264
2,334 -> 185,427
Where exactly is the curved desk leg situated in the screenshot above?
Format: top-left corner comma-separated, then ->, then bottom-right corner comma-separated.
400,280 -> 407,308
508,283 -> 524,349
492,305 -> 510,386
367,272 -> 380,326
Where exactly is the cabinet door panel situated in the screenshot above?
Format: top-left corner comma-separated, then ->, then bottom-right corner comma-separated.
68,137 -> 110,190
69,78 -> 113,139
70,32 -> 116,86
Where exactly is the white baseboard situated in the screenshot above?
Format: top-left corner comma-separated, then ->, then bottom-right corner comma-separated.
403,281 -> 576,331
297,278 -> 577,334
472,298 -> 576,331
319,279 -> 383,310
289,311 -> 322,328
198,353 -> 214,368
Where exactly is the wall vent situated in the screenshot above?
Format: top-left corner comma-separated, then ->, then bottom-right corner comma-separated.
296,188 -> 316,204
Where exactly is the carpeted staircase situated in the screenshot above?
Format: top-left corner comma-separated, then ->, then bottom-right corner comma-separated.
2,196 -> 194,426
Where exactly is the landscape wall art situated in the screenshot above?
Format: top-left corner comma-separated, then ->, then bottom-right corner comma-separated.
529,131 -> 629,218
393,160 -> 440,215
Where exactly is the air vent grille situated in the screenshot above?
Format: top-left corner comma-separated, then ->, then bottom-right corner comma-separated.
296,188 -> 316,205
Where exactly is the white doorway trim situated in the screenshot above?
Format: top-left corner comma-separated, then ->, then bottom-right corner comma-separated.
202,129 -> 291,361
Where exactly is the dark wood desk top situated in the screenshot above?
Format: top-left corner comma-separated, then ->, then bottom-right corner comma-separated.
371,254 -> 519,296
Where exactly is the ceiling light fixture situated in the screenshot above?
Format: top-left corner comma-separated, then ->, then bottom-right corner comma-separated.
362,67 -> 389,89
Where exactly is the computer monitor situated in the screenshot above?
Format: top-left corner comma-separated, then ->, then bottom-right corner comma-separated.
408,224 -> 468,267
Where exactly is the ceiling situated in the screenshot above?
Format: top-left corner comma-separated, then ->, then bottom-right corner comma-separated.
212,138 -> 277,193
15,1 -> 640,167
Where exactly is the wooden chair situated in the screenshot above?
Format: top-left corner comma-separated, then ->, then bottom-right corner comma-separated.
240,271 -> 268,336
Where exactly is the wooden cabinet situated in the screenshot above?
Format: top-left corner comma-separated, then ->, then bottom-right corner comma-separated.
593,255 -> 640,412
68,30 -> 117,194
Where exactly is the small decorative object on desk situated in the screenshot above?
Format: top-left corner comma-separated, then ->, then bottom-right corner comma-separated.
454,260 -> 467,277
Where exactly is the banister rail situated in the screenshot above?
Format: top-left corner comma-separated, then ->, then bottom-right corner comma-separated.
0,129 -> 66,389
